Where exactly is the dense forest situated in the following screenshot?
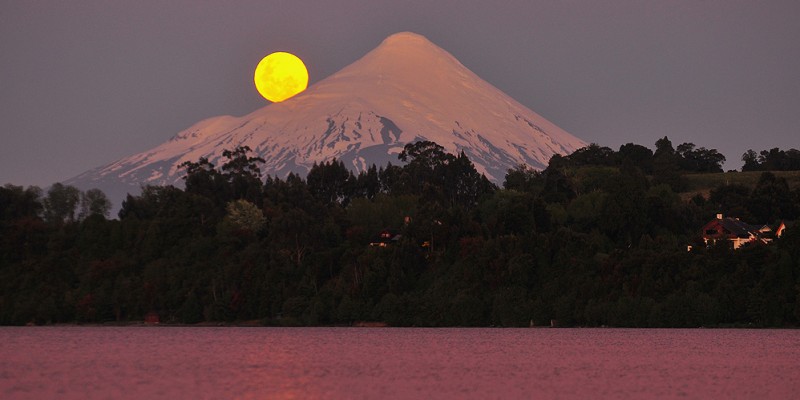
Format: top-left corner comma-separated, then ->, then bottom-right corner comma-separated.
2,138 -> 799,327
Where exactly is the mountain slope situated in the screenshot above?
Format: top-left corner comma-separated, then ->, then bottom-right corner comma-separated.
67,32 -> 585,206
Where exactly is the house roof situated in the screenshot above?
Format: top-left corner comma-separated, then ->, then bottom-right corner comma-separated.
369,229 -> 402,245
717,218 -> 760,238
703,216 -> 785,241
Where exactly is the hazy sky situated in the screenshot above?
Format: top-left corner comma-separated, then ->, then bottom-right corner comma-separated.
2,1 -> 799,186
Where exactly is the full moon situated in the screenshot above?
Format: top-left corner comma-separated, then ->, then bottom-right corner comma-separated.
253,52 -> 309,103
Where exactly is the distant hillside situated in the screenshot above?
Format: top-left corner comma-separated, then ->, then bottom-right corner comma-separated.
683,170 -> 800,199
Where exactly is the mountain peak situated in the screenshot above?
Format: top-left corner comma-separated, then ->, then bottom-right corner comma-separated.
330,31 -> 460,77
380,31 -> 432,46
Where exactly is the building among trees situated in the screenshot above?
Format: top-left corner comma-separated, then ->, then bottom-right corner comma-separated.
701,214 -> 785,249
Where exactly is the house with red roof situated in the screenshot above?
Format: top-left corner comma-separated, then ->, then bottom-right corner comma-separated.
701,214 -> 785,249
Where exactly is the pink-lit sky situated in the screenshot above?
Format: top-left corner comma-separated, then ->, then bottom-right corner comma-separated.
1,1 -> 799,187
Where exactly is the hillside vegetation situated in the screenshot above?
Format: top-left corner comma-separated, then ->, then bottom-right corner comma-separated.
2,139 -> 799,327
685,170 -> 800,197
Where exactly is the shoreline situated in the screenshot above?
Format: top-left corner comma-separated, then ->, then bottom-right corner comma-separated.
9,321 -> 794,329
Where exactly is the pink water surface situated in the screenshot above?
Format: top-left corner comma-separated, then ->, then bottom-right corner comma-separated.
1,327 -> 798,399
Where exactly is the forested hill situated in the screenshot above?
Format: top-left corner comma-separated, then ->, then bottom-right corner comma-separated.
2,139 -> 799,327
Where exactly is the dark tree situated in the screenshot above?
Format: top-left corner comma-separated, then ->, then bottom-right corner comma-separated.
618,143 -> 654,174
0,184 -> 43,221
396,141 -> 453,194
398,140 -> 452,169
709,184 -> 753,221
541,154 -> 576,204
652,137 -> 686,192
307,159 -> 355,206
79,188 -> 111,220
758,148 -> 784,171
503,164 -> 543,194
677,143 -> 725,173
747,172 -> 797,222
180,157 -> 227,204
42,183 -> 81,224
741,150 -> 760,171
442,151 -> 496,208
567,143 -> 616,167
599,164 -> 650,245
354,164 -> 382,200
654,136 -> 675,158
221,146 -> 266,204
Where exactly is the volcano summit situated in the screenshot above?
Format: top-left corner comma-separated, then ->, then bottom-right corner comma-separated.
67,32 -> 585,206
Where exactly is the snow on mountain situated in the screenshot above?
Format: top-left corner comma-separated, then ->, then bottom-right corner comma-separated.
66,32 -> 585,208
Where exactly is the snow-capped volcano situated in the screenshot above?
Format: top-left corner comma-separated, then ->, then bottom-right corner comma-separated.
67,32 -> 585,205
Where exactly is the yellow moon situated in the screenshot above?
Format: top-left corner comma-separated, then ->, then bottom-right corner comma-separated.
254,52 -> 309,102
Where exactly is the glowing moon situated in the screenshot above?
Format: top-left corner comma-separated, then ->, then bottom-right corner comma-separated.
254,52 -> 309,102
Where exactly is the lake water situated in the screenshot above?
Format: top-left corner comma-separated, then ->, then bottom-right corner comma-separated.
1,327 -> 798,399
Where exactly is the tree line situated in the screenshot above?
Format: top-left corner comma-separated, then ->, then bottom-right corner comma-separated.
1,139 -> 799,327
742,148 -> 800,172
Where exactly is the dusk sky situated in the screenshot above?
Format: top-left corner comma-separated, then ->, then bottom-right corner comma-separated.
2,1 -> 799,187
